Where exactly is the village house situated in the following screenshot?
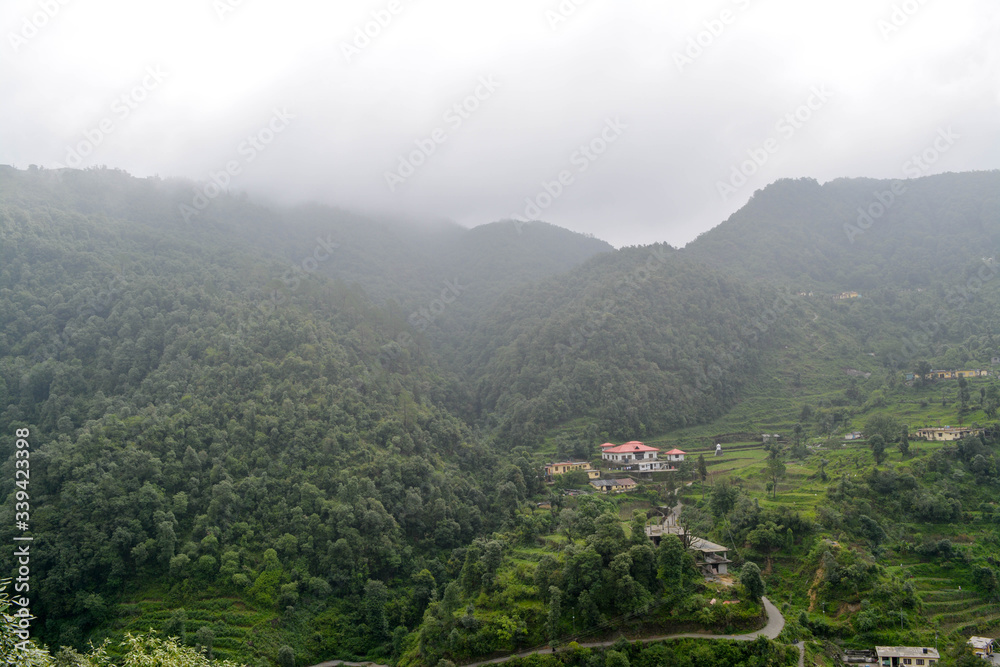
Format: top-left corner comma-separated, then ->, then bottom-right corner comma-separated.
875,646 -> 939,667
844,431 -> 863,441
644,516 -> 731,578
589,478 -> 638,494
967,636 -> 994,659
600,441 -> 685,471
915,426 -> 983,442
688,537 -> 732,576
836,291 -> 861,300
543,460 -> 600,481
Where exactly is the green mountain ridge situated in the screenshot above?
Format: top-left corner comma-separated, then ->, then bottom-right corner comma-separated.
3,165 -> 1000,667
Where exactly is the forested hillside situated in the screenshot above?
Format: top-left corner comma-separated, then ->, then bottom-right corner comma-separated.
685,172 -> 1000,290
0,167 -> 551,663
4,165 -> 1000,667
457,247 -> 799,446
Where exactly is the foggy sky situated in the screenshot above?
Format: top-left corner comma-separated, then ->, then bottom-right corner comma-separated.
2,0 -> 998,247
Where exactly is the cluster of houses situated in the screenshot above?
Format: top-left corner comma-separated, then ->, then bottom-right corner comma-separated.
841,637 -> 995,664
600,441 -> 686,471
905,369 -> 991,381
841,427 -> 985,443
543,441 -> 687,494
843,647 -> 939,666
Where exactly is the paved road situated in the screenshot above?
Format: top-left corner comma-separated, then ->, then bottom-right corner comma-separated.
460,596 -> 785,667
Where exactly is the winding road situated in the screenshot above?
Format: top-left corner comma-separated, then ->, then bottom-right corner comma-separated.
306,598 -> 803,667
308,486 -> 808,667
460,596 -> 787,667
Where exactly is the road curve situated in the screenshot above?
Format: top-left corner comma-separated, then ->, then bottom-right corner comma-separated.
460,596 -> 785,667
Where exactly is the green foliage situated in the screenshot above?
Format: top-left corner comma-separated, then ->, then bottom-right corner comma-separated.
740,562 -> 765,602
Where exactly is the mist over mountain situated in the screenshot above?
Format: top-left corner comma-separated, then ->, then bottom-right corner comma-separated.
4,165 -> 1000,666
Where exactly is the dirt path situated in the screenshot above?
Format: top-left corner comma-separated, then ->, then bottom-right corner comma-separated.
460,596 -> 785,667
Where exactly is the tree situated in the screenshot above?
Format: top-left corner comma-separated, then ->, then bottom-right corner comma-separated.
363,579 -> 390,639
277,645 -> 296,667
913,360 -> 932,387
741,561 -> 765,602
709,483 -> 740,518
657,534 -> 686,588
959,376 -> 972,415
162,608 -> 187,644
864,414 -> 901,443
869,434 -> 887,465
898,426 -> 910,457
195,626 -> 215,660
986,384 -> 1000,419
766,456 -> 786,498
697,454 -> 707,482
546,586 -> 562,648
747,521 -> 783,568
605,649 -> 630,667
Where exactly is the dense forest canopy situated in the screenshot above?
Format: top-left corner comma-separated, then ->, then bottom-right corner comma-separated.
2,165 -> 1000,666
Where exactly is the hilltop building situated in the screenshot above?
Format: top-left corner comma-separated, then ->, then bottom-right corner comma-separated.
600,441 -> 685,471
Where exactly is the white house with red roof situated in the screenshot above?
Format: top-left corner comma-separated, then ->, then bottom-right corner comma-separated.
601,441 -> 685,471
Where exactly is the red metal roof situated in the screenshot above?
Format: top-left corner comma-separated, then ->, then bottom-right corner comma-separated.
600,442 -> 616,448
603,443 -> 659,454
664,449 -> 686,455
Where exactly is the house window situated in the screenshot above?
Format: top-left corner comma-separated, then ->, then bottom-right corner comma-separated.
903,660 -> 911,665
915,660 -> 924,666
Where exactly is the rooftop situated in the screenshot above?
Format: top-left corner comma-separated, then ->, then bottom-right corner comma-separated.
603,442 -> 660,454
689,537 -> 729,553
875,647 -> 940,659
968,637 -> 993,649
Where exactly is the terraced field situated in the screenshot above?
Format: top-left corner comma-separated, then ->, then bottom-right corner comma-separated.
114,595 -> 278,662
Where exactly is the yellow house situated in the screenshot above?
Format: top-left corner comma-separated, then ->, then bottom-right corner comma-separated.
544,461 -> 600,480
967,637 -> 993,659
915,427 -> 983,442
